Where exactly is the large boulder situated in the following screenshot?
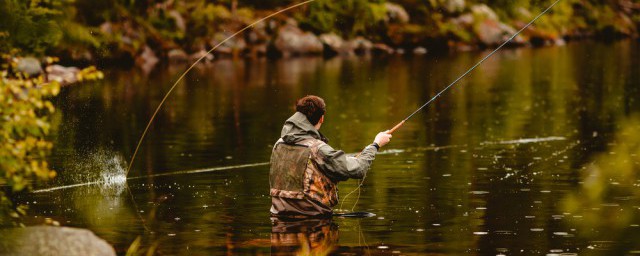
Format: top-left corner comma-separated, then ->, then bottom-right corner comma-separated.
0,226 -> 115,256
273,21 -> 323,57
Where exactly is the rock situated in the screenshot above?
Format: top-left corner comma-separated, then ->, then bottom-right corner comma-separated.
99,22 -> 113,34
16,57 -> 43,77
385,3 -> 410,23
350,37 -> 373,55
443,0 -> 466,13
450,13 -> 474,27
46,65 -> 80,85
475,20 -> 506,45
167,49 -> 188,63
372,43 -> 394,55
189,50 -> 214,62
471,4 -> 522,45
273,23 -> 323,57
168,10 -> 186,33
0,226 -> 115,256
413,47 -> 428,55
471,4 -> 498,21
211,32 -> 247,56
135,45 -> 159,73
319,33 -> 352,55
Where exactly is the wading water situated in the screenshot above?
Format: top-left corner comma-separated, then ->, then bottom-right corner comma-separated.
17,39 -> 640,254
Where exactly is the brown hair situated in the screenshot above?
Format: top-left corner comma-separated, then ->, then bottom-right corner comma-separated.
295,95 -> 326,125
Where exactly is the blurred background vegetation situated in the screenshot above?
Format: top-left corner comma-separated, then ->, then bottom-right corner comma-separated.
0,62 -> 60,226
0,0 -> 638,66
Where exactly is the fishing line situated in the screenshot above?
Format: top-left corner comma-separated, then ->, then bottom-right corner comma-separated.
126,0 -> 316,176
388,0 -> 562,133
343,0 -> 563,211
33,136 -> 562,193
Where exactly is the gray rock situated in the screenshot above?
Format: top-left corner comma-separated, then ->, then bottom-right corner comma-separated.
16,57 -> 43,77
168,10 -> 186,32
413,47 -> 428,55
450,13 -> 474,27
443,0 -> 466,13
274,23 -> 323,57
211,32 -> 247,55
319,33 -> 353,55
136,45 -> 159,73
46,65 -> 80,85
471,4 -> 522,45
99,22 -> 113,34
471,4 -> 498,21
0,226 -> 115,256
167,49 -> 188,63
385,3 -> 410,23
373,43 -> 394,54
349,37 -> 373,55
189,50 -> 214,62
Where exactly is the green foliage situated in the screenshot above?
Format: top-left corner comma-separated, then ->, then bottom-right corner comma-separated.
0,0 -> 98,56
563,117 -> 640,253
300,0 -> 388,38
1,0 -> 637,61
0,57 -> 103,226
0,60 -> 59,225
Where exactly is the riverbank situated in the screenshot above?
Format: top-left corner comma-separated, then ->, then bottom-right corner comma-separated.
2,0 -> 638,70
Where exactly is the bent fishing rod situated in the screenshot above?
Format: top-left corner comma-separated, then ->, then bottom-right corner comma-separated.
126,0 -> 560,175
125,0 -> 316,176
385,0 -> 562,135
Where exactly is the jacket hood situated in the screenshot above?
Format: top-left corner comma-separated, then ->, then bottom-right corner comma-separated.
281,112 -> 328,144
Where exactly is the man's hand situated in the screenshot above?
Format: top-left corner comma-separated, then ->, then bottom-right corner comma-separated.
374,131 -> 392,147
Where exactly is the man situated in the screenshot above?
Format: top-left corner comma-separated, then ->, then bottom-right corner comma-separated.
270,95 -> 392,218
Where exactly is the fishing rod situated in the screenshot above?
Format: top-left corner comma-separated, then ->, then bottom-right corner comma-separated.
342,0 -> 562,211
126,0 -> 316,176
385,0 -> 562,135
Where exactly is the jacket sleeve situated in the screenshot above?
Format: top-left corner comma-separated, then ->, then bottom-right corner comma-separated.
315,143 -> 378,181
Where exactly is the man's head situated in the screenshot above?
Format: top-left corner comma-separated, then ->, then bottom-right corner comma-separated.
296,95 -> 325,129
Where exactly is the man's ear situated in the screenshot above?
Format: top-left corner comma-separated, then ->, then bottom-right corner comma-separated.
320,115 -> 324,124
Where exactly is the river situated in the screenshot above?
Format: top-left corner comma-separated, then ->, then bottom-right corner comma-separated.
20,40 -> 640,254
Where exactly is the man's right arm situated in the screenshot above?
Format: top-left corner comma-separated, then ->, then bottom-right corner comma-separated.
315,144 -> 377,181
314,131 -> 392,181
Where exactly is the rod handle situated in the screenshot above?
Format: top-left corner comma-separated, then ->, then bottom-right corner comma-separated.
388,120 -> 405,134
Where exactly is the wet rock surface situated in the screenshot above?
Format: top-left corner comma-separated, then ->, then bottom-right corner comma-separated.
0,226 -> 115,256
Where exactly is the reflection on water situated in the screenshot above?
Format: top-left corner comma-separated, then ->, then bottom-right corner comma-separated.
16,40 -> 640,254
271,217 -> 338,255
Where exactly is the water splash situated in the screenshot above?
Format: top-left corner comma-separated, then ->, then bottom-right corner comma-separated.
33,150 -> 127,194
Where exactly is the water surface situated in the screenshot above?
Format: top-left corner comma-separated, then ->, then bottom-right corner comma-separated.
21,40 -> 640,255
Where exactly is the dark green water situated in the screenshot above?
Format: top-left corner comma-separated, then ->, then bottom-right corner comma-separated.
20,40 -> 640,255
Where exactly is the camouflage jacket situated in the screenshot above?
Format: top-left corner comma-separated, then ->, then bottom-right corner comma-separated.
270,112 -> 378,217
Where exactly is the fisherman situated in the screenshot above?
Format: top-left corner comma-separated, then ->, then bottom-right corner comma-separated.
270,95 -> 392,218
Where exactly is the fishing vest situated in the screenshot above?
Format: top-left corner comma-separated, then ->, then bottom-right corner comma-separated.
269,138 -> 339,208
